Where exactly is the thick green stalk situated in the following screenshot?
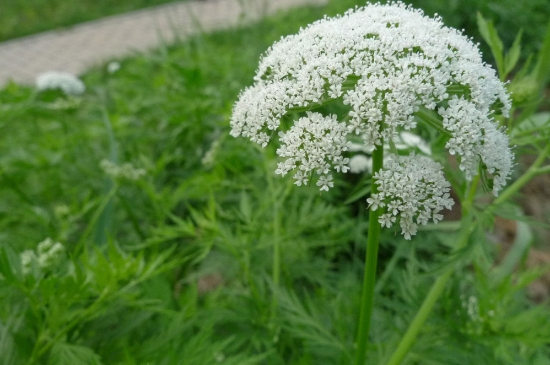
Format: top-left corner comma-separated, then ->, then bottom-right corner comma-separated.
355,142 -> 384,365
385,174 -> 481,365
272,199 -> 281,287
385,217 -> 477,365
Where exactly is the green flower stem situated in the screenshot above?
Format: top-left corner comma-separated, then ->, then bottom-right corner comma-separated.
492,143 -> 550,208
355,141 -> 384,365
385,215 -> 477,365
272,199 -> 281,287
385,175 -> 480,365
386,145 -> 549,365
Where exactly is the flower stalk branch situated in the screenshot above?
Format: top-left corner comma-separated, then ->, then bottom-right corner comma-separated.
385,213 -> 478,365
355,141 -> 384,365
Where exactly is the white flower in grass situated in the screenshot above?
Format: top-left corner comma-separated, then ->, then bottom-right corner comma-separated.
37,238 -> 64,269
21,238 -> 65,275
107,61 -> 121,74
100,159 -> 146,181
36,71 -> 85,95
230,2 -> 513,236
20,250 -> 37,275
369,154 -> 454,239
349,155 -> 371,173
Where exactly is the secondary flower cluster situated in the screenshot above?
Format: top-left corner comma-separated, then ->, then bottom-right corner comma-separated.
367,154 -> 454,239
275,112 -> 350,189
439,96 -> 513,194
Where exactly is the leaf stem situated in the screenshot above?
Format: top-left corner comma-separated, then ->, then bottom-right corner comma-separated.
355,140 -> 384,365
385,174 -> 480,365
385,215 -> 477,365
492,143 -> 550,207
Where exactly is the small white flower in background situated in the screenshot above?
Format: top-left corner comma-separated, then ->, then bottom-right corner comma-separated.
368,154 -> 454,239
349,131 -> 430,174
396,132 -> 431,155
201,139 -> 221,166
20,250 -> 37,275
36,71 -> 86,96
349,155 -> 371,174
37,238 -> 64,269
100,159 -> 146,181
107,61 -> 121,74
20,238 -> 65,275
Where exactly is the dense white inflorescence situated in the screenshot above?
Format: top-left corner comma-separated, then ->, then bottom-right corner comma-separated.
367,154 -> 454,239
229,2 -> 513,237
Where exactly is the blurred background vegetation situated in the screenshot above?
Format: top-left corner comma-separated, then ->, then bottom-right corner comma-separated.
0,0 -> 549,364
0,0 -> 185,42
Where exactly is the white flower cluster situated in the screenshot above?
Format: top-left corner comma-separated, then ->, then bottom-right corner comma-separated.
275,112 -> 350,189
367,154 -> 454,239
21,238 -> 65,275
36,71 -> 86,96
230,2 -> 512,194
439,96 -> 513,195
100,159 -> 146,181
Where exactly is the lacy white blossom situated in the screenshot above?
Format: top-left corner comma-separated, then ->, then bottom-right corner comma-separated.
367,154 -> 454,239
36,71 -> 86,95
21,238 -> 65,275
230,2 -> 512,194
276,112 -> 350,186
438,96 -> 513,195
100,159 -> 146,181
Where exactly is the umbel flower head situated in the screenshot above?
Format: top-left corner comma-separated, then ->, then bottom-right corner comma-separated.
368,154 -> 454,239
230,2 -> 514,238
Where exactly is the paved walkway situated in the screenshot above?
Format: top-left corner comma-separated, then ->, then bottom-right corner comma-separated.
0,0 -> 326,87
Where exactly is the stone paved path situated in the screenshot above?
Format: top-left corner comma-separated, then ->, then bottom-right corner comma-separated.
0,0 -> 326,87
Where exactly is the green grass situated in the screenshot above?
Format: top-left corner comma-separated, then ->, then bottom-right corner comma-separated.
0,0 -> 550,364
0,0 -> 187,42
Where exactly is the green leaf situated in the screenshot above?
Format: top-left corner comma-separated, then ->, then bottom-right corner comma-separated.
344,182 -> 371,205
50,342 -> 103,365
504,29 -> 522,77
510,112 -> 550,146
533,19 -> 550,86
477,12 -> 504,78
414,106 -> 451,137
0,245 -> 22,282
491,218 -> 533,285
